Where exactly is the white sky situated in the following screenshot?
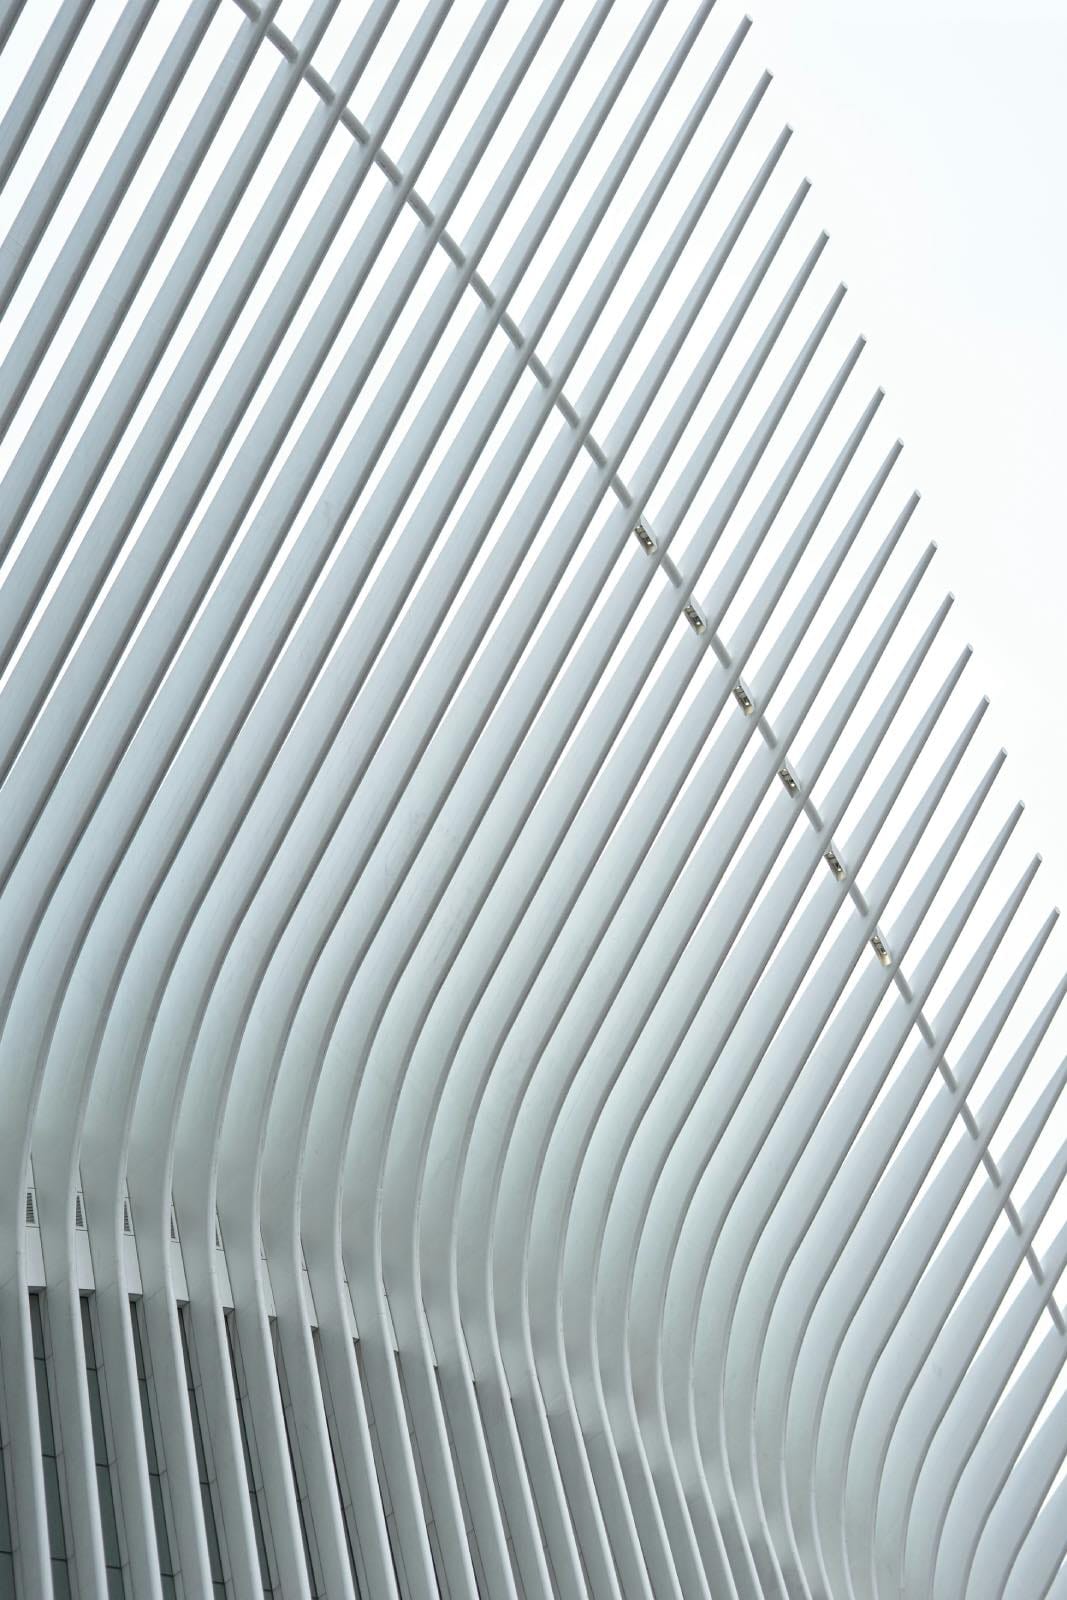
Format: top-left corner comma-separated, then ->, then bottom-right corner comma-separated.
736,0 -> 1067,907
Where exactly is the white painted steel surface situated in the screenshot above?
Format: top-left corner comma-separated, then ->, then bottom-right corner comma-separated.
0,2 -> 1064,1596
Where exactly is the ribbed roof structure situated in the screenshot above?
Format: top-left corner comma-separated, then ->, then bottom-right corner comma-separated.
1,2 -> 1066,1597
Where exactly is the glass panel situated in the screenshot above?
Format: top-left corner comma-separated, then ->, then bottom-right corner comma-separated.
96,1463 -> 121,1568
34,1360 -> 54,1456
149,1473 -> 173,1576
29,1295 -> 45,1361
132,1302 -> 181,1588
79,1298 -> 97,1365
180,1315 -> 195,1388
297,1494 -> 316,1598
139,1380 -> 159,1475
273,1322 -> 320,1597
201,1480 -> 224,1583
131,1308 -> 148,1382
42,1456 -> 65,1561
311,1329 -> 361,1589
179,1310 -> 226,1585
226,1314 -> 275,1594
0,1450 -> 11,1553
251,1496 -> 272,1594
190,1402 -> 209,1485
87,1368 -> 108,1466
81,1298 -> 125,1592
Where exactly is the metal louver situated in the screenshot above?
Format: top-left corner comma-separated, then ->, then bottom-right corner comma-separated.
0,3 -> 1064,1599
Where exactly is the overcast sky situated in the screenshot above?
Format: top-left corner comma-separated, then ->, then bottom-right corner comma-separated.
731,0 -> 1067,903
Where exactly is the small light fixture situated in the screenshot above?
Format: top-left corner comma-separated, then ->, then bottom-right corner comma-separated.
683,601 -> 706,634
634,522 -> 657,553
778,766 -> 799,796
824,847 -> 845,881
733,683 -> 754,715
870,932 -> 892,966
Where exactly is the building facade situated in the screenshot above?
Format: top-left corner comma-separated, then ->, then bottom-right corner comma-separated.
0,1 -> 1064,1596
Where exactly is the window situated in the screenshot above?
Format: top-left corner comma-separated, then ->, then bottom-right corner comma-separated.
29,1295 -> 72,1597
130,1301 -> 178,1595
0,1328 -> 14,1599
225,1311 -> 277,1595
80,1297 -> 127,1597
311,1329 -> 364,1596
178,1307 -> 228,1598
271,1320 -> 323,1597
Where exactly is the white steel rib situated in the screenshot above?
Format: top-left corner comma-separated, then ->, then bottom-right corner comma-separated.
0,3 -> 1063,1597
